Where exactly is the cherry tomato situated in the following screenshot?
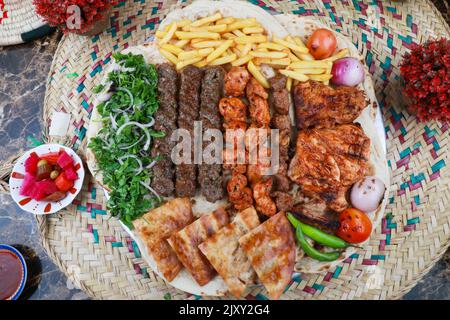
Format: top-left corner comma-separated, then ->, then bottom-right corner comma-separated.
307,28 -> 337,60
336,208 -> 372,244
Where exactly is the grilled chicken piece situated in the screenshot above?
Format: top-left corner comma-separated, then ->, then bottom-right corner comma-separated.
246,78 -> 271,127
290,200 -> 340,233
224,66 -> 251,97
293,81 -> 367,129
288,123 -> 370,212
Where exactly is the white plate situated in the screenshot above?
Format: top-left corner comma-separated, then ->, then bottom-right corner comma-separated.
9,144 -> 85,215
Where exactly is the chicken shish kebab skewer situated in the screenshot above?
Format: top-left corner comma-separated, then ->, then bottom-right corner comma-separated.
245,78 -> 277,217
220,67 -> 253,211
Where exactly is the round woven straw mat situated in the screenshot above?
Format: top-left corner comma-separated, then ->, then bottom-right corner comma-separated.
1,0 -> 449,300
0,0 -> 51,46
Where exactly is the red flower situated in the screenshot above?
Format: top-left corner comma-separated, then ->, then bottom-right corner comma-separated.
400,38 -> 449,124
33,0 -> 118,34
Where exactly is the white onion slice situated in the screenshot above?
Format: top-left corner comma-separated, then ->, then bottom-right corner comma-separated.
146,160 -> 157,169
118,136 -> 144,150
116,87 -> 134,110
139,181 -> 161,201
116,121 -> 151,151
118,155 -> 143,174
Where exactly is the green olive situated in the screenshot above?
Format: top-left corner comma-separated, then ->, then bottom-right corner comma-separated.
37,159 -> 48,167
50,170 -> 60,180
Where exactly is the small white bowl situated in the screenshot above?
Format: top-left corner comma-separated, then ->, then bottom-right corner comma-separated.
9,144 -> 85,215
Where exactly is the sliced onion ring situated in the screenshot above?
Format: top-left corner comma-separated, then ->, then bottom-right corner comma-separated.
116,121 -> 151,151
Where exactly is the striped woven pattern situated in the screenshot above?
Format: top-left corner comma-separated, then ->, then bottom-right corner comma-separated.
0,0 -> 48,46
1,0 -> 449,299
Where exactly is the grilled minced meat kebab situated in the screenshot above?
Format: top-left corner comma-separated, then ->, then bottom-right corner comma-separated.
198,67 -> 226,202
151,63 -> 178,197
176,65 -> 203,198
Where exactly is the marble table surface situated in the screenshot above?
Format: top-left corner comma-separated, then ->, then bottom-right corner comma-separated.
1,10 -> 449,300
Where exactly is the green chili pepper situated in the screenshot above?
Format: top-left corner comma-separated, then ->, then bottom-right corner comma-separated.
295,225 -> 341,262
287,212 -> 357,249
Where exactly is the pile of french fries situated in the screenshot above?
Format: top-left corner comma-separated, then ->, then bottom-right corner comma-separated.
155,13 -> 349,90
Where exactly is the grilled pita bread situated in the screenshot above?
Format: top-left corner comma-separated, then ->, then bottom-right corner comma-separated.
238,212 -> 295,300
167,207 -> 229,286
133,198 -> 193,281
198,207 -> 260,297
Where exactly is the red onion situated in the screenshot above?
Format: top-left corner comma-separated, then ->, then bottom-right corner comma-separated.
331,57 -> 365,87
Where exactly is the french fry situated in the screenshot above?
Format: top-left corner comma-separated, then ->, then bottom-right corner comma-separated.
286,77 -> 293,91
248,60 -> 269,88
234,35 -> 267,44
250,51 -> 288,59
257,58 -> 291,67
191,40 -> 223,48
209,53 -> 237,66
188,24 -> 227,33
258,42 -> 285,51
222,33 -> 237,40
324,63 -> 333,85
298,53 -> 315,61
273,36 -> 308,53
178,48 -> 214,60
232,29 -> 246,37
190,13 -> 222,27
292,36 -> 308,49
206,40 -> 234,63
279,69 -> 309,82
240,43 -> 252,56
165,20 -> 191,31
226,18 -> 257,31
307,74 -> 333,82
231,55 -> 252,66
160,22 -> 178,44
194,59 -> 208,68
289,60 -> 332,69
295,68 -> 326,75
178,50 -> 200,61
231,47 -> 243,57
243,27 -> 264,34
176,56 -> 203,70
216,17 -> 235,25
174,39 -> 189,48
286,50 -> 300,63
159,48 -> 179,65
324,48 -> 349,62
155,30 -> 166,39
175,31 -> 221,40
160,43 -> 183,55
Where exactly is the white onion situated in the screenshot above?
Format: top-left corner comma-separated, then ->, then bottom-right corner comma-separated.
146,160 -> 157,169
116,121 -> 151,151
118,155 -> 143,174
139,181 -> 161,201
331,57 -> 365,87
116,87 -> 134,110
350,176 -> 386,212
97,92 -> 112,103
118,136 -> 144,150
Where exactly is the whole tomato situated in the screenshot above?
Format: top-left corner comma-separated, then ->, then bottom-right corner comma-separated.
307,28 -> 337,60
336,208 -> 372,244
